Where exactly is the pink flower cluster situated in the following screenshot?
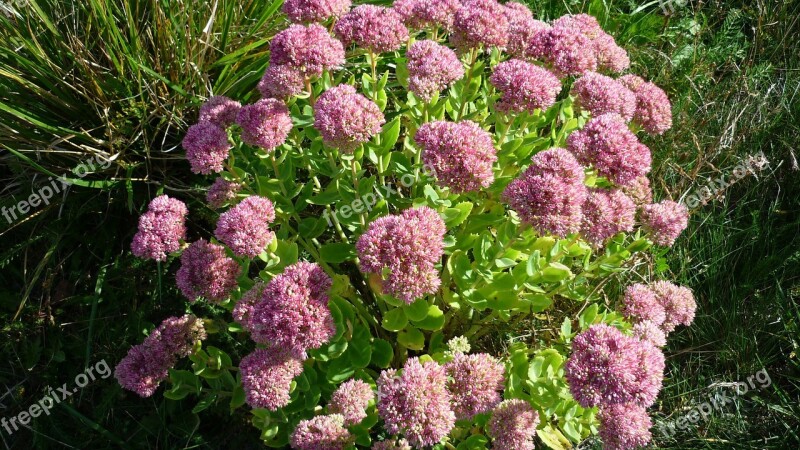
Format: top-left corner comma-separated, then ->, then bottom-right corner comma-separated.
232,281 -> 265,329
650,281 -> 697,333
406,40 -> 464,102
598,402 -> 653,450
489,59 -> 562,114
445,353 -> 505,420
131,195 -> 188,262
236,99 -> 293,152
620,74 -> 673,134
414,120 -> 496,193
215,196 -> 276,258
182,121 -> 231,174
623,176 -> 653,206
503,1 -> 533,24
487,399 -> 540,450
328,379 -> 374,425
377,357 -> 455,447
247,262 -> 336,356
334,5 -> 409,53
206,178 -> 241,209
282,0 -> 351,24
176,239 -> 241,302
567,113 -> 651,187
621,280 -> 696,345
314,84 -> 385,152
640,200 -> 689,246
270,24 -> 345,79
564,324 -> 665,408
371,438 -> 412,450
402,0 -> 461,31
572,72 -> 636,120
115,315 -> 206,397
290,414 -> 353,450
356,206 -> 446,303
507,17 -> 551,60
504,148 -> 588,237
199,95 -> 241,128
258,64 -> 307,100
450,0 -> 509,51
240,347 -> 304,410
580,188 -> 637,247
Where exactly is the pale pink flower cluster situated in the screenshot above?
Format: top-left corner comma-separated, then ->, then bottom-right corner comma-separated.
507,17 -> 551,60
356,206 -> 446,303
314,84 -> 385,152
619,74 -> 673,134
623,176 -> 653,206
580,188 -> 637,247
631,321 -> 667,348
415,120 -> 497,193
445,353 -> 505,420
175,239 -> 241,302
564,324 -> 665,408
236,98 -> 293,152
640,200 -> 689,246
489,59 -> 562,114
650,280 -> 697,333
214,196 -> 276,258
258,64 -> 307,100
115,315 -> 206,397
328,379 -> 375,425
487,399 -> 540,450
206,178 -> 241,209
182,121 -> 231,174
290,414 -> 353,450
404,0 -> 461,31
131,195 -> 188,262
598,402 -> 653,450
450,0 -> 509,51
199,95 -> 241,128
407,40 -> 464,102
240,347 -> 304,410
334,5 -> 409,53
572,72 -> 636,120
503,2 -> 533,24
567,113 -> 651,187
504,148 -> 588,237
371,438 -> 412,450
270,24 -> 346,79
232,281 -> 265,329
282,0 -> 351,24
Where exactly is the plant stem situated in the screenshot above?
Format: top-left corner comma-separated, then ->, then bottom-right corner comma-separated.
457,48 -> 479,120
305,77 -> 315,106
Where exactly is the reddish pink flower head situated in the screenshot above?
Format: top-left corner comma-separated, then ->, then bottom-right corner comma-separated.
619,74 -> 673,134
621,283 -> 667,327
640,200 -> 688,247
334,5 -> 409,53
145,314 -> 206,358
405,0 -> 461,31
282,0 -> 351,24
270,24 -> 345,78
182,121 -> 231,174
487,399 -> 540,450
240,347 -> 304,410
445,353 -> 505,420
236,99 -> 293,151
314,84 -> 385,152
623,176 -> 653,206
407,40 -> 464,102
199,96 -> 241,128
507,17 -> 551,60
632,321 -> 667,348
598,402 -> 653,450
175,239 -> 241,302
258,64 -> 307,100
215,196 -> 276,258
532,25 -> 597,76
328,379 -> 375,425
232,281 -> 266,330
572,72 -> 636,120
131,195 -> 188,262
595,33 -> 630,73
206,178 -> 241,209
651,280 -> 696,333
580,188 -> 637,247
415,120 -> 496,193
290,414 -> 353,450
489,59 -> 562,114
451,0 -> 510,51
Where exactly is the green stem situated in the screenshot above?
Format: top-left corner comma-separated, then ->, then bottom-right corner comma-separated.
457,48 -> 479,120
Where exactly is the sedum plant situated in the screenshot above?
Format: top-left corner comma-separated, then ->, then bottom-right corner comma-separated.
117,1 -> 697,449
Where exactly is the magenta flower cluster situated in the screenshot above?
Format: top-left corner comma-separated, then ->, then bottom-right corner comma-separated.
199,95 -> 241,128
115,315 -> 206,397
240,347 -> 304,410
406,40 -> 464,102
598,402 -> 653,450
450,0 -> 509,52
403,0 -> 461,31
640,199 -> 689,246
489,59 -> 562,114
371,438 -> 412,450
182,121 -> 231,174
214,196 -> 276,258
236,98 -> 293,152
650,280 -> 697,333
206,178 -> 240,209
334,5 -> 409,53
445,352 -> 505,420
258,64 -> 307,100
580,188 -> 637,247
504,148 -> 588,237
507,17 -> 551,60
290,414 -> 353,450
414,120 -> 497,193
356,206 -> 446,303
270,24 -> 345,79
328,379 -> 375,425
572,72 -> 636,120
620,74 -> 673,134
314,84 -> 385,152
282,0 -> 351,24
487,399 -> 540,450
175,239 -> 241,302
565,324 -> 665,408
131,195 -> 188,262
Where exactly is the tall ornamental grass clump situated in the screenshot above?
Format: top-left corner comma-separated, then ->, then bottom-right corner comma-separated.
118,1 -> 697,448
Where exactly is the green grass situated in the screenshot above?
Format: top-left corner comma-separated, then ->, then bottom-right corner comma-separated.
1,0 -> 798,448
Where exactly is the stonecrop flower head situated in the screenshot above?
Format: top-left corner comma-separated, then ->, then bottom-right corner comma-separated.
145,314 -> 206,358
328,379 -> 375,425
445,353 -> 505,420
564,324 -> 665,408
182,121 -> 231,174
199,95 -> 241,128
232,281 -> 265,329
507,17 -> 551,60
248,261 -> 336,355
215,196 -> 276,258
334,5 -> 409,53
451,0 -> 510,51
594,33 -> 630,73
175,239 -> 241,302
371,438 -> 412,450
572,72 -> 636,121
131,195 -> 188,262
376,357 -> 455,447
503,148 -> 588,237
405,0 -> 461,31
632,321 -> 667,348
269,24 -> 345,78
391,0 -> 418,24
206,178 -> 241,209
580,188 -> 637,247
487,399 -> 540,450
619,74 -> 672,134
531,24 -> 597,77
621,283 -> 666,327
236,98 -> 293,152
406,40 -> 464,102
567,113 -> 652,187
240,347 -> 304,410
290,414 -> 353,450
258,64 -> 307,100
650,280 -> 697,333
489,59 -> 562,114
282,0 -> 351,24
414,120 -> 496,193
640,200 -> 689,247
549,14 -> 629,73
503,1 -> 533,24
623,176 -> 653,206
356,206 -> 446,303
446,335 -> 471,354
598,403 -> 653,450
314,84 -> 385,152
